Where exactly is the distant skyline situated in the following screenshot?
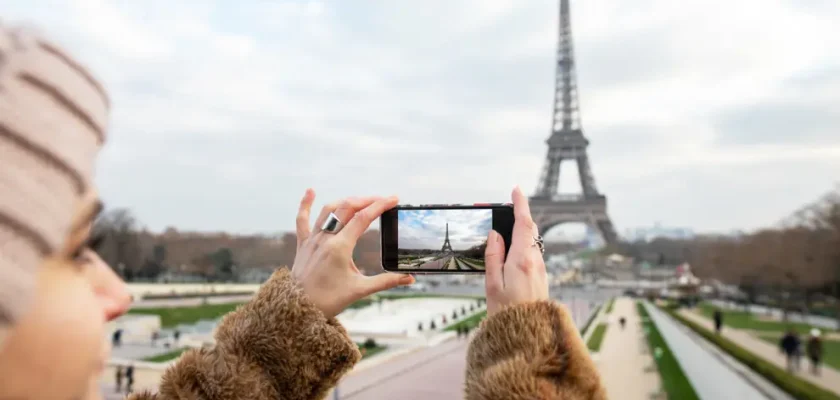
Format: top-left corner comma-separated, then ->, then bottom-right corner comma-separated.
398,209 -> 491,250
5,0 -> 839,235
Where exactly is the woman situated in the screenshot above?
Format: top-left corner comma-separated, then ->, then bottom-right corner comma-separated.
0,26 -> 605,399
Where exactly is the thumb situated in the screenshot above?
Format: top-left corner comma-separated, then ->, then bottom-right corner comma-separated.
485,230 -> 505,294
361,272 -> 414,297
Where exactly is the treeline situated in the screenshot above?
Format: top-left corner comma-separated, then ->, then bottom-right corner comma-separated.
609,186 -> 840,310
91,208 -> 383,282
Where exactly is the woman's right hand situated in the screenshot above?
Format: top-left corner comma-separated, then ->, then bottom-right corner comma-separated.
483,186 -> 550,316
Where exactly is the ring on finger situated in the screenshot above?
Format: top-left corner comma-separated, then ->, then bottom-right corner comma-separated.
531,235 -> 545,254
321,212 -> 344,234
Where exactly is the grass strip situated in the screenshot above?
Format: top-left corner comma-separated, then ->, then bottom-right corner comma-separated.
698,303 -> 830,333
664,306 -> 840,400
142,348 -> 189,362
605,298 -> 615,314
128,303 -> 242,328
580,304 -> 602,335
638,302 -> 701,400
445,310 -> 487,332
586,323 -> 608,352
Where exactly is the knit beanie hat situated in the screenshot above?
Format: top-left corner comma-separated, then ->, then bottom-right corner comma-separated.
0,23 -> 109,349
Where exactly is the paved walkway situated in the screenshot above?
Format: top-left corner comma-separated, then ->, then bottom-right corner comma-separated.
680,309 -> 840,395
596,298 -> 661,400
332,336 -> 470,399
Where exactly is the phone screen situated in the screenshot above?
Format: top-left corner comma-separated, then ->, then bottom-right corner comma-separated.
380,204 -> 514,273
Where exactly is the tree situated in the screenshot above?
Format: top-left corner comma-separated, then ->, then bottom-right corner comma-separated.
92,208 -> 144,280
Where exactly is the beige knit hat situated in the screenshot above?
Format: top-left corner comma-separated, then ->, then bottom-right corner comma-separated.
0,23 -> 109,348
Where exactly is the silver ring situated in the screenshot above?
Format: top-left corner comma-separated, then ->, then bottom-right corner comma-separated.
532,235 -> 545,254
321,212 -> 344,233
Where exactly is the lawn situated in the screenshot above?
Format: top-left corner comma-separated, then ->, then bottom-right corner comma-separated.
586,323 -> 608,352
359,343 -> 387,359
605,298 -> 615,314
638,302 -> 700,400
445,310 -> 487,332
128,303 -> 243,328
128,294 -> 483,328
142,348 -> 189,362
755,333 -> 840,370
698,304 -> 828,333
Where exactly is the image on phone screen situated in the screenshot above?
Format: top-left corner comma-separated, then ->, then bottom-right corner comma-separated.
397,209 -> 492,270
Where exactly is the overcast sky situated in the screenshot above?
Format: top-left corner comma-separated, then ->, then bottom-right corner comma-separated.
6,0 -> 839,237
398,209 -> 491,250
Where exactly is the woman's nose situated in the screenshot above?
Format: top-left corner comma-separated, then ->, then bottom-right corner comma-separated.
85,251 -> 132,321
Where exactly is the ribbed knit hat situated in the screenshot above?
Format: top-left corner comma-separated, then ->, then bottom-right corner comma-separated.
0,23 -> 109,349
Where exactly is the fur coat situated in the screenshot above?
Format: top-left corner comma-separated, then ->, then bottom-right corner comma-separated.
128,268 -> 606,399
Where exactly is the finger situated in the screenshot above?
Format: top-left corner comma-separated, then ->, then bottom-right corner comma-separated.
359,272 -> 414,297
313,197 -> 380,235
484,230 -> 506,295
341,196 -> 399,240
333,196 -> 380,225
312,200 -> 340,234
296,189 -> 316,248
509,185 -> 538,255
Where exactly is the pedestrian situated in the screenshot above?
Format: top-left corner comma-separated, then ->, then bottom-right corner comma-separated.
619,317 -> 626,330
779,329 -> 802,372
174,329 -> 181,345
807,329 -> 824,376
125,364 -> 135,394
151,330 -> 159,347
112,328 -> 123,347
713,309 -> 723,334
115,365 -> 123,393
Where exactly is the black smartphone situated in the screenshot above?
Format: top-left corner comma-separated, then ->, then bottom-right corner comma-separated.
380,203 -> 514,273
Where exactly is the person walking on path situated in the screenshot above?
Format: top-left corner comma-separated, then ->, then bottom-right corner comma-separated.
780,329 -> 802,372
115,366 -> 124,393
807,329 -> 824,376
125,365 -> 135,394
713,309 -> 723,334
619,317 -> 626,330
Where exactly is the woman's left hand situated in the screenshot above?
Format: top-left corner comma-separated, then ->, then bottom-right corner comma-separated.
291,189 -> 415,319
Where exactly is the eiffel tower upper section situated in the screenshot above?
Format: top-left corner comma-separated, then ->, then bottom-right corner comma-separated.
534,0 -> 601,200
530,0 -> 618,245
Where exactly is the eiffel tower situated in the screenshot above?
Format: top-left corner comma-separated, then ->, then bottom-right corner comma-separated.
440,223 -> 453,252
530,0 -> 618,246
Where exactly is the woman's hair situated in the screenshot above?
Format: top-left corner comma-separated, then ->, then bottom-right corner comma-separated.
0,23 -> 110,347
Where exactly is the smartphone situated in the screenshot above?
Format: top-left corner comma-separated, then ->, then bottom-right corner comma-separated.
380,203 -> 514,273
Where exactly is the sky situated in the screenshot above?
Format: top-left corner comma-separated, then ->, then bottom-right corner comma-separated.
398,209 -> 492,250
5,0 -> 839,238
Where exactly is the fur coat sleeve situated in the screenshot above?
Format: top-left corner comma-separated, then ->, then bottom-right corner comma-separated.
127,267 -> 361,400
465,301 -> 607,400
128,268 -> 605,400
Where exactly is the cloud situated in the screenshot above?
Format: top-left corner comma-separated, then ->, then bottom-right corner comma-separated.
398,209 -> 491,250
5,0 -> 840,238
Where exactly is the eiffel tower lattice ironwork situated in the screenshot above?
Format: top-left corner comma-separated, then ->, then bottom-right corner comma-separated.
441,223 -> 453,252
530,0 -> 618,246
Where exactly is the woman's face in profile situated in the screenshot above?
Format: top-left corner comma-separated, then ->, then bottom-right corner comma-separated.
0,191 -> 132,400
